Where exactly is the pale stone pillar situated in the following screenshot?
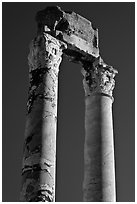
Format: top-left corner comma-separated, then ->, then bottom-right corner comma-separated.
82,57 -> 118,201
20,33 -> 66,201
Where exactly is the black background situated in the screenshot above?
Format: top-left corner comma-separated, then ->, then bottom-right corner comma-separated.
3,2 -> 135,202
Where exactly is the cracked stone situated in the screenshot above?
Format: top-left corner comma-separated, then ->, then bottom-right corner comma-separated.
36,6 -> 99,58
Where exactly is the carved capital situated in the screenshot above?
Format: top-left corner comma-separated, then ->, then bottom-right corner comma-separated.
28,33 -> 67,74
27,34 -> 67,114
81,57 -> 118,98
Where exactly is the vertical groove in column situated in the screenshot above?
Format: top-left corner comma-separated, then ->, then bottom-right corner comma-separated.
82,56 -> 118,202
20,33 -> 66,202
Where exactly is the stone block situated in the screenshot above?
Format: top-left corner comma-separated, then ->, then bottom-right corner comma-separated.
36,6 -> 99,58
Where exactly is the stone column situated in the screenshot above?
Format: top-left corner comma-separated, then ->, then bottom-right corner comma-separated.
20,33 -> 66,201
82,57 -> 118,201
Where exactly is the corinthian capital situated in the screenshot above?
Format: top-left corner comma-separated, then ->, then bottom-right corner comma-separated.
28,33 -> 67,74
27,33 -> 67,114
81,57 -> 118,98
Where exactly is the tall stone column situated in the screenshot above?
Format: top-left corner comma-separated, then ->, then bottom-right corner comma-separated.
20,33 -> 66,201
82,57 -> 118,201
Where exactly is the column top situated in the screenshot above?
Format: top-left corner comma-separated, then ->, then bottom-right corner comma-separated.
35,6 -> 99,58
82,56 -> 118,99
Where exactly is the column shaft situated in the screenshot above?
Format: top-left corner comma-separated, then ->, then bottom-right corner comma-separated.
82,57 -> 117,202
20,33 -> 66,201
83,95 -> 116,201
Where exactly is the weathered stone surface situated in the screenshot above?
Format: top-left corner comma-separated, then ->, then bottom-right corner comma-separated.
36,6 -> 99,58
81,53 -> 117,201
81,56 -> 118,99
21,6 -> 117,202
20,33 -> 66,202
83,95 -> 116,201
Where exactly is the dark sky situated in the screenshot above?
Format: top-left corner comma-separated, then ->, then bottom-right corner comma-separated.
2,2 -> 135,202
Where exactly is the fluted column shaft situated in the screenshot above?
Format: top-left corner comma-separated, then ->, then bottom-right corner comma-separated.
82,57 -> 117,201
20,33 -> 66,202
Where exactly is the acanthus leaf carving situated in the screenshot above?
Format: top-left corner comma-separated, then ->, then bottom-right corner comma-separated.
27,33 -> 67,114
81,56 -> 118,98
28,33 -> 67,74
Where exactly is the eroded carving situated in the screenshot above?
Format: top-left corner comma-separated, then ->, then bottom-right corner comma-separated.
81,57 -> 118,98
27,33 -> 67,113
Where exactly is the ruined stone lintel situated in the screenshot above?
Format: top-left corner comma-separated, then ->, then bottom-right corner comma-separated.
27,33 -> 67,114
35,6 -> 99,59
81,56 -> 118,99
